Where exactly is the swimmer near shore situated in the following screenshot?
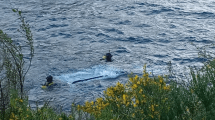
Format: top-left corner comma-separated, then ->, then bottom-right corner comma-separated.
100,50 -> 113,62
41,75 -> 56,89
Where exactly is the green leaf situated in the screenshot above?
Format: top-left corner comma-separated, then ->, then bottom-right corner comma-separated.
19,54 -> 23,60
8,38 -> 12,44
18,11 -> 21,15
12,9 -> 17,12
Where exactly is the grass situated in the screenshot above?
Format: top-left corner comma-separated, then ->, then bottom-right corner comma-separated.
2,59 -> 215,120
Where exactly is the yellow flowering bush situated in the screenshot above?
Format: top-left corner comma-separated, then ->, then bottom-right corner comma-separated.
77,64 -> 172,119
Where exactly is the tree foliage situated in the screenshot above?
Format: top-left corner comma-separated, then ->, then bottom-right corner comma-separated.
0,9 -> 34,119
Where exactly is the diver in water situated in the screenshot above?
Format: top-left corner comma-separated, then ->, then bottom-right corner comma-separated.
44,75 -> 53,86
100,50 -> 112,62
41,75 -> 56,89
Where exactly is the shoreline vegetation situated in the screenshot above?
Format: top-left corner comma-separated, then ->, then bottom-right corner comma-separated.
1,9 -> 215,120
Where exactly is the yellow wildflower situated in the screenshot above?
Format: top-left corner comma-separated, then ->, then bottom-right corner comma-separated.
85,101 -> 90,106
136,99 -> 139,105
123,94 -> 126,100
163,86 -> 167,90
135,75 -> 138,80
59,118 -> 62,120
116,81 -> 121,86
133,103 -> 137,107
132,84 -> 138,89
123,94 -> 127,104
91,101 -> 94,105
140,78 -> 144,82
153,81 -> 157,85
139,89 -> 143,93
77,105 -> 81,110
159,79 -> 163,83
166,85 -> 170,90
132,113 -> 135,117
96,98 -> 103,103
96,106 -> 101,111
137,81 -> 140,85
19,99 -> 23,103
151,105 -> 154,112
106,88 -> 114,97
11,112 -> 15,118
116,97 -> 120,102
126,102 -> 130,106
129,78 -> 133,82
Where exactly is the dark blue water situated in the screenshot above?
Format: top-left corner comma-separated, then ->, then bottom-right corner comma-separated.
1,0 -> 215,113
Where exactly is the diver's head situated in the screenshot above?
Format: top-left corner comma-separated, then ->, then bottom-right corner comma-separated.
46,75 -> 53,83
100,50 -> 112,62
105,53 -> 112,62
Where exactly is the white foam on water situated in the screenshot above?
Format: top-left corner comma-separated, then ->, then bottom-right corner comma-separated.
54,65 -> 125,85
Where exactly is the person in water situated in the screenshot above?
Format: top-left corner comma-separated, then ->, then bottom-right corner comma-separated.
44,75 -> 53,86
41,75 -> 57,89
100,50 -> 112,62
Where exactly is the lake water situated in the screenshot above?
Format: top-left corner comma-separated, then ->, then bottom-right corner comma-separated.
1,0 -> 215,114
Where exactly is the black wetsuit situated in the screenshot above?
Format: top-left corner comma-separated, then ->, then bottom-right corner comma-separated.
106,53 -> 112,62
45,75 -> 53,86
